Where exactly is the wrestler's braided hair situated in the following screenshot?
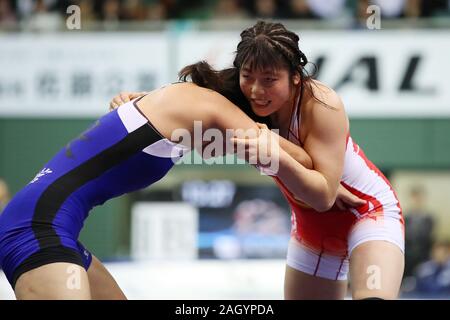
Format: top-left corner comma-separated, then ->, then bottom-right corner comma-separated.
234,20 -> 308,75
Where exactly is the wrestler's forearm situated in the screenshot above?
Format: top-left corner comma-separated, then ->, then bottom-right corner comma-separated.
277,135 -> 313,170
277,149 -> 336,212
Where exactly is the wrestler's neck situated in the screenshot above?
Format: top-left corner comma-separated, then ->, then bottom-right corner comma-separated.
270,88 -> 301,130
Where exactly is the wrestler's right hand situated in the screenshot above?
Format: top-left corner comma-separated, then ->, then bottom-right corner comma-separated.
335,185 -> 366,210
109,91 -> 148,111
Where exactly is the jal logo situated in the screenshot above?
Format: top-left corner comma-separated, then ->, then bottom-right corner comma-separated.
314,55 -> 434,95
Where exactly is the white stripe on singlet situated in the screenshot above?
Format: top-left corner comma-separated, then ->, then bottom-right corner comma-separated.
117,101 -> 148,133
288,89 -> 302,145
118,101 -> 189,159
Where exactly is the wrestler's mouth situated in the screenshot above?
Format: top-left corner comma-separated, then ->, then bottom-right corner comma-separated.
251,99 -> 271,107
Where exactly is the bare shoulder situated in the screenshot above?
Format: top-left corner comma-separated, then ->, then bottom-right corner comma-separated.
307,80 -> 344,112
171,83 -> 256,130
303,80 -> 348,135
160,82 -> 245,126
165,82 -> 227,105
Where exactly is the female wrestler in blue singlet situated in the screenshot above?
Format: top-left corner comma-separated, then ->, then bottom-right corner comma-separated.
0,81 -> 321,299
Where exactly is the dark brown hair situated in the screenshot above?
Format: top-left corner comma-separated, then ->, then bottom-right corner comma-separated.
179,61 -> 268,124
178,21 -> 318,128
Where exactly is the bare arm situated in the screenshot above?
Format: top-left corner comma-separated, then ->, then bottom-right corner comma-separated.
256,122 -> 313,170
109,90 -> 313,168
275,90 -> 348,212
280,136 -> 313,169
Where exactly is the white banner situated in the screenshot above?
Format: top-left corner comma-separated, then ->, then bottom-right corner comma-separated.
1,30 -> 449,117
131,202 -> 198,261
0,33 -> 169,117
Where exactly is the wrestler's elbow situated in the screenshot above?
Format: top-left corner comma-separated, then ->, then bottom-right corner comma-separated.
311,191 -> 336,212
313,199 -> 334,212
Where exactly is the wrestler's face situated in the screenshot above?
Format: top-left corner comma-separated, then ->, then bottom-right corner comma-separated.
239,65 -> 300,117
